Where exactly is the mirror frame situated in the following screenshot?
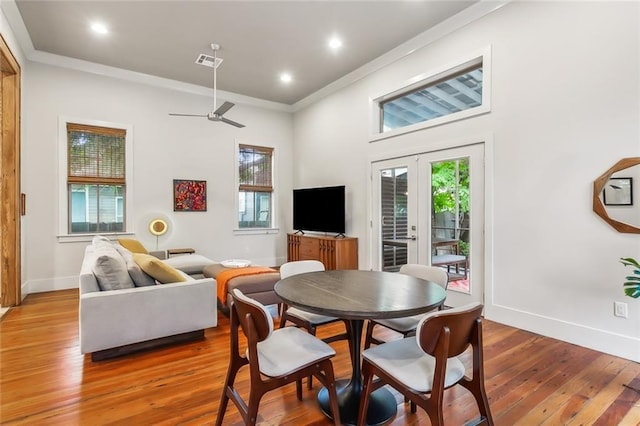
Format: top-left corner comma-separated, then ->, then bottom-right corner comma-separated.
593,157 -> 640,234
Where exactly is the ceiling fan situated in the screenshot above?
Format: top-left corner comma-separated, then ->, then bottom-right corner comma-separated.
169,43 -> 245,128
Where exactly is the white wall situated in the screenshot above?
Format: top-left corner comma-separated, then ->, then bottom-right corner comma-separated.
22,62 -> 293,293
293,1 -> 640,361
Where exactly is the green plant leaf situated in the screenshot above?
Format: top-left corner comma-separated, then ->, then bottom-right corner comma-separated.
620,257 -> 640,298
620,257 -> 640,268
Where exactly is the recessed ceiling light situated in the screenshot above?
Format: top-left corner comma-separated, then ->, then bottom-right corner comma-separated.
90,22 -> 109,35
328,37 -> 343,50
280,73 -> 292,83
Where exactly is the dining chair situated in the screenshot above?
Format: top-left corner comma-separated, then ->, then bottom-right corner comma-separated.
364,264 -> 448,348
357,303 -> 493,426
278,260 -> 349,389
215,289 -> 341,426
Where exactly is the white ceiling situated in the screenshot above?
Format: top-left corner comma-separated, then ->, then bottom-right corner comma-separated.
8,1 -> 479,106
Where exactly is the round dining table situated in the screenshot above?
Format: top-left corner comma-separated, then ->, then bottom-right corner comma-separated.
275,269 -> 447,425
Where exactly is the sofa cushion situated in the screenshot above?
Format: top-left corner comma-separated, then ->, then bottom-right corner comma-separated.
92,244 -> 135,291
163,254 -> 216,275
117,238 -> 149,254
133,253 -> 187,284
114,245 -> 156,287
92,234 -> 111,246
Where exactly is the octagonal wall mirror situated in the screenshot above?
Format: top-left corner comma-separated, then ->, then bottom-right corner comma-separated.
593,157 -> 640,234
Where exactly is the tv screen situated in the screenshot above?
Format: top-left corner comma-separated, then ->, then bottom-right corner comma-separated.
293,185 -> 345,235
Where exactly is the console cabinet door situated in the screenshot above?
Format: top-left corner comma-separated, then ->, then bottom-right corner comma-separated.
287,234 -> 357,270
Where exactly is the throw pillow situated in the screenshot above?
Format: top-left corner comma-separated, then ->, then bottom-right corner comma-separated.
92,244 -> 135,291
133,253 -> 187,284
117,238 -> 149,254
114,245 -> 156,287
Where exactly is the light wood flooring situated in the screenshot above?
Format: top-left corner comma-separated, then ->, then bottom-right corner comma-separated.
1,290 -> 639,425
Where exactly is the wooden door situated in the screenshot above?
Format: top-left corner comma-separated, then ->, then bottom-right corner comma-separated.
1,34 -> 21,307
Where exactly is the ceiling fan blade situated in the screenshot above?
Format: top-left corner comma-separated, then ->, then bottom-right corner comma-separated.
168,113 -> 208,117
214,101 -> 235,116
220,116 -> 246,128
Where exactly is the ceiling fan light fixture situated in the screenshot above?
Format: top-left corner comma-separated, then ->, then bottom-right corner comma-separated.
169,42 -> 246,128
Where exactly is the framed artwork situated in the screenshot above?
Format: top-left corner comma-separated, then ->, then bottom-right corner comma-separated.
603,177 -> 632,206
173,179 -> 207,211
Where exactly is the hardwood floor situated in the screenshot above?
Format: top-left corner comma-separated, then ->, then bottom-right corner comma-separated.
1,289 -> 638,425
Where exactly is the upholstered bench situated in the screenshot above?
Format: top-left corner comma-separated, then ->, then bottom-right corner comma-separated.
202,264 -> 282,314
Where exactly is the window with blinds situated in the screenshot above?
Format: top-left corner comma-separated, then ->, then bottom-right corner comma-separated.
67,123 -> 126,233
238,144 -> 273,228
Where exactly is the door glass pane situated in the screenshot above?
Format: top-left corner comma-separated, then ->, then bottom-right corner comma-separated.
431,158 -> 470,293
380,167 -> 408,272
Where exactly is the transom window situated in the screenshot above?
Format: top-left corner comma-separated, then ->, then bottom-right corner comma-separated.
370,49 -> 491,141
381,60 -> 483,132
238,144 -> 274,229
67,123 -> 126,234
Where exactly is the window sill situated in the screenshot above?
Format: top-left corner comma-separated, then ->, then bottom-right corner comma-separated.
57,232 -> 135,244
233,227 -> 280,236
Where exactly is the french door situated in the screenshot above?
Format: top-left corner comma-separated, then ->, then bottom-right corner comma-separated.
372,143 -> 485,306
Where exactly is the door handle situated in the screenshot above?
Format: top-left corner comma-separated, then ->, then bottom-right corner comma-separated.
395,235 -> 417,241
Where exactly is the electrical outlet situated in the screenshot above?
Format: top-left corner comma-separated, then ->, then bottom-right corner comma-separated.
614,301 -> 628,318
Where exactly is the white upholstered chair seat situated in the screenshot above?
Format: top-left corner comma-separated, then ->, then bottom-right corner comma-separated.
285,307 -> 340,325
371,313 -> 430,333
364,264 -> 449,349
362,336 -> 465,392
253,326 -> 336,377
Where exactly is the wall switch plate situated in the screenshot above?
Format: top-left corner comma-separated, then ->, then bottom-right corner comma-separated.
614,301 -> 628,318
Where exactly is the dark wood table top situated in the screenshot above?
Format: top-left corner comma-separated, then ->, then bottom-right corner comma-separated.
274,269 -> 446,320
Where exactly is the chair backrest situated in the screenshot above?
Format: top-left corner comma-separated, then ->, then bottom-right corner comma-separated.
416,302 -> 483,358
231,288 -> 274,342
399,264 -> 449,289
279,260 -> 325,279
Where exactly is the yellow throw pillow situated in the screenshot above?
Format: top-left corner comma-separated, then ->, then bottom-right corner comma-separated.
132,253 -> 186,284
118,238 -> 149,254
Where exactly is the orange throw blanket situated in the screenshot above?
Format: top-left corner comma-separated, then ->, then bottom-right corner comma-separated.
216,266 -> 277,304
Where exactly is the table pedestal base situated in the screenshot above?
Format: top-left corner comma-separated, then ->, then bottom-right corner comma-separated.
318,379 -> 397,426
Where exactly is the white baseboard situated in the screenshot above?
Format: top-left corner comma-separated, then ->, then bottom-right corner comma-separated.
24,275 -> 78,295
486,304 -> 640,363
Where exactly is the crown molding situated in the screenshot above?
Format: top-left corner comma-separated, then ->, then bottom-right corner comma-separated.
2,0 -> 509,114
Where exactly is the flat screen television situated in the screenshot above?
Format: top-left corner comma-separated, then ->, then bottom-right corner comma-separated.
293,185 -> 345,236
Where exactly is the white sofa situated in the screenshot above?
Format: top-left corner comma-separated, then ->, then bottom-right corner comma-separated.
79,244 -> 217,360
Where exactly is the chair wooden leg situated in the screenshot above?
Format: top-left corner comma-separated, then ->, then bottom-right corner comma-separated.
215,355 -> 244,426
460,377 -> 494,425
357,361 -> 375,426
306,326 -> 317,390
364,320 -> 376,349
296,378 -> 303,400
318,359 -> 342,426
246,387 -> 265,426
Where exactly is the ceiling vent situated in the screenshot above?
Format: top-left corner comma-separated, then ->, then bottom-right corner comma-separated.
195,54 -> 223,69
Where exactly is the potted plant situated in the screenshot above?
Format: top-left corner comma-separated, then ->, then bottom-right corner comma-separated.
620,257 -> 640,298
